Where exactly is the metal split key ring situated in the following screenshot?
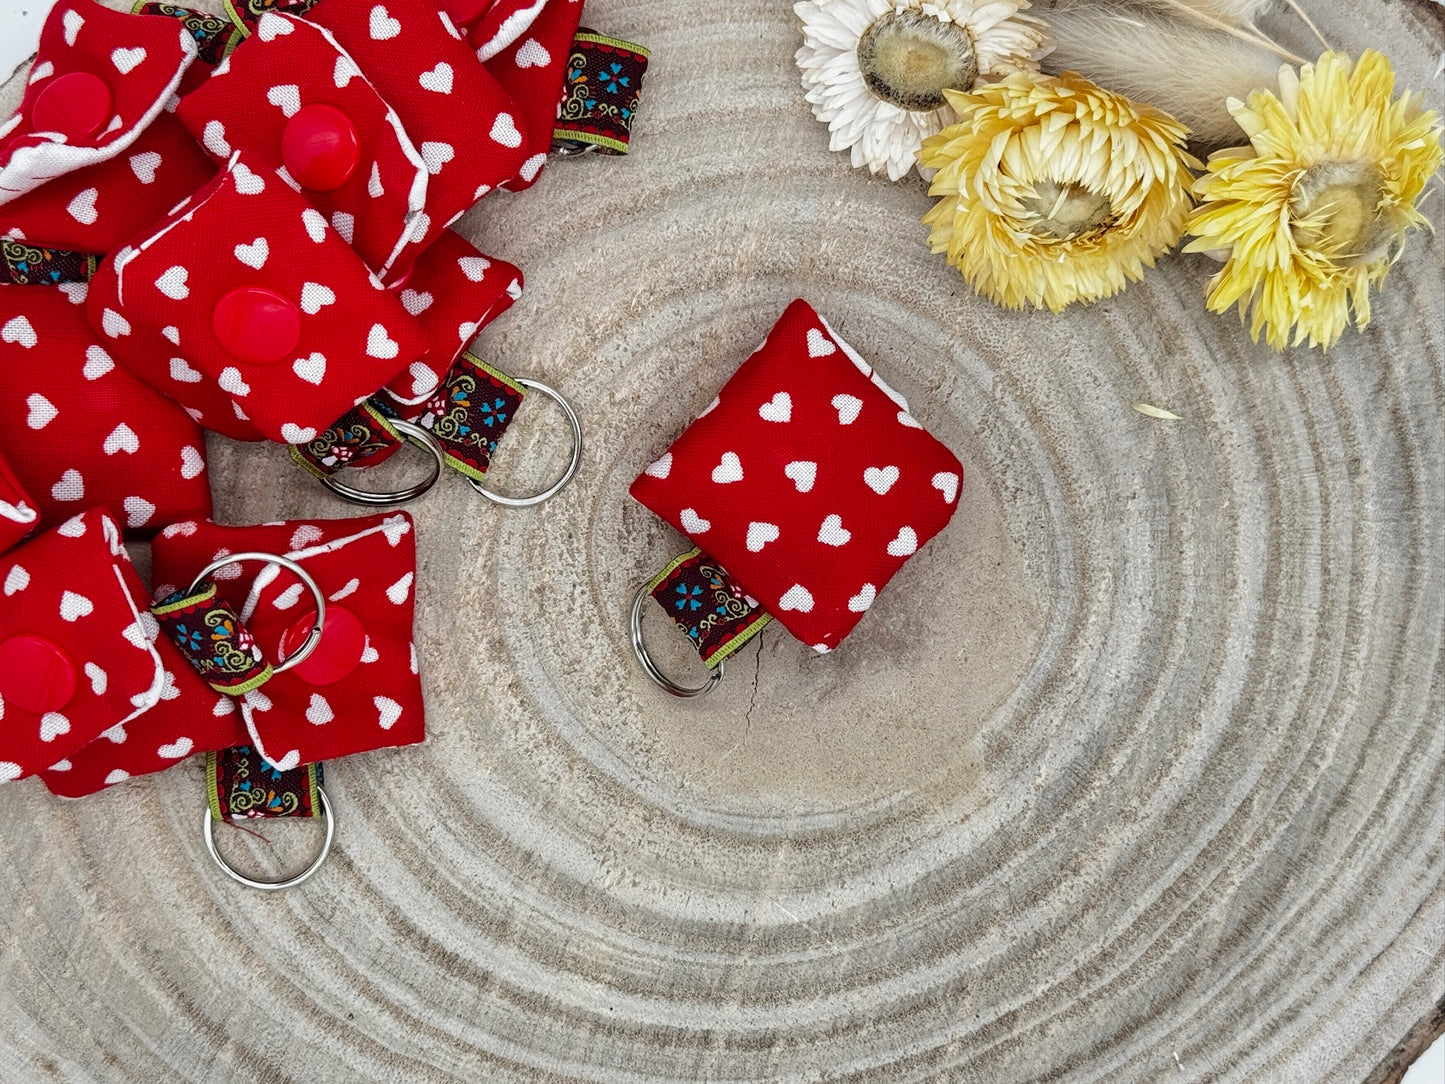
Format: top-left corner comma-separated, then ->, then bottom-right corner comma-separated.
630,583 -> 724,699
467,378 -> 584,508
190,551 -> 336,890
319,417 -> 445,507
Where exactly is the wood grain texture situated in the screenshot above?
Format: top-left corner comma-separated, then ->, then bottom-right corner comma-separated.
1,1 -> 1442,1081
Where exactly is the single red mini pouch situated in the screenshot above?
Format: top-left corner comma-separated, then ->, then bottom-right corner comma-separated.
0,508 -> 170,785
0,283 -> 213,537
0,1 -> 198,205
86,152 -> 428,444
630,299 -> 964,667
149,513 -> 426,772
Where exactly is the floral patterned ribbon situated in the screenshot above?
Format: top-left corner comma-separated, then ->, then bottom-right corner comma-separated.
152,579 -> 274,695
208,745 -> 323,819
2,239 -> 97,285
553,30 -> 650,156
647,548 -> 773,668
133,1 -> 245,62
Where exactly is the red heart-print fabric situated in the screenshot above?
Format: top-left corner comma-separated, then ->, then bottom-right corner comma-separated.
0,1 -> 198,205
176,12 -> 431,279
0,450 -> 40,555
305,0 -> 529,279
382,230 -> 523,405
480,0 -> 584,191
150,513 -> 425,771
0,509 -> 168,785
0,284 -> 212,536
464,0 -> 549,56
630,299 -> 964,653
86,153 -> 428,444
0,114 -> 216,255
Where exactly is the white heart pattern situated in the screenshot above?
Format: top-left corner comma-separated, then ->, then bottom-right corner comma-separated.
489,113 -> 523,149
368,161 -> 384,198
290,524 -> 324,549
129,151 -> 161,184
898,411 -> 923,429
28,61 -> 53,84
111,47 -> 145,74
63,9 -> 84,46
784,460 -> 817,493
778,585 -> 815,613
817,514 -> 851,547
293,352 -> 326,385
180,445 -> 205,480
333,55 -> 360,89
515,38 -> 550,67
155,265 -> 189,299
60,590 -> 93,621
300,281 -> 336,314
202,119 -> 230,156
711,452 -> 743,484
387,571 -> 413,604
329,578 -> 360,601
518,153 -> 546,183
418,62 -> 453,93
746,522 -> 780,552
161,325 -> 180,344
306,693 -> 334,725
400,289 -> 433,316
123,496 -> 156,528
366,323 -> 399,359
887,526 -> 918,557
57,515 -> 86,538
679,508 -> 710,534
408,361 -> 436,396
832,394 -> 863,425
457,255 -> 489,281
369,4 -> 401,39
281,423 -> 317,444
864,465 -> 900,495
51,469 -> 84,501
233,237 -> 269,269
101,308 -> 130,337
2,315 -> 37,348
65,188 -> 98,225
232,162 -> 265,195
170,356 -> 202,383
26,394 -> 57,429
271,584 -> 305,612
421,141 -> 454,174
331,211 -> 355,243
256,12 -> 292,40
848,583 -> 877,612
807,328 -> 836,357
4,565 -> 29,596
84,662 -> 108,694
644,452 -> 672,479
375,696 -> 403,730
267,83 -> 301,117
302,207 -> 328,242
102,423 -> 139,455
158,737 -> 193,759
932,471 -> 960,503
758,392 -> 792,423
40,712 -> 71,742
218,367 -> 250,396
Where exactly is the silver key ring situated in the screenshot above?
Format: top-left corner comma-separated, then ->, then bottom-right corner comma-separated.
320,417 -> 445,506
204,786 -> 335,890
468,378 -> 583,508
629,583 -> 724,698
185,551 -> 326,676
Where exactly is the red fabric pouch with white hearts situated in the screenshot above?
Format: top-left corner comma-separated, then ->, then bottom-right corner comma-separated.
0,284 -> 212,536
0,450 -> 41,554
630,299 -> 964,668
0,508 -> 174,785
86,152 -> 428,444
148,513 -> 425,772
0,114 -> 217,256
0,1 -> 198,206
479,0 -> 584,190
303,0 -> 530,278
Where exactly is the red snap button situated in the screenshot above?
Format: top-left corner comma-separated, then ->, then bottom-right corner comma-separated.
0,635 -> 78,714
278,606 -> 366,686
280,104 -> 361,192
30,72 -> 112,140
212,285 -> 301,364
441,0 -> 490,26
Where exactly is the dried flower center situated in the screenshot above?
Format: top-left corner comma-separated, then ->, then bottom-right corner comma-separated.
857,10 -> 978,112
1018,180 -> 1116,241
1290,160 -> 1393,266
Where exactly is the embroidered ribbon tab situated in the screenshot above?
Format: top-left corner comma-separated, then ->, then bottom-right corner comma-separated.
134,2 -> 244,63
417,352 -> 525,482
222,0 -> 319,35
553,30 -> 650,156
152,580 -> 274,695
2,239 -> 97,285
289,400 -> 404,479
208,746 -> 323,819
648,548 -> 772,668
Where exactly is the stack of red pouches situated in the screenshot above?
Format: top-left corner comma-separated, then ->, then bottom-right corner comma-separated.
0,0 -> 616,802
